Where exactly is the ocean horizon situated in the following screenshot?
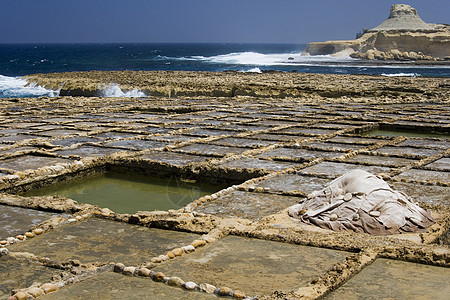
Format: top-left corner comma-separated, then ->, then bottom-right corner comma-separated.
1,43 -> 449,98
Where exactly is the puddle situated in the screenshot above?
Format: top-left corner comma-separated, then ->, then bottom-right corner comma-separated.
23,172 -> 224,213
194,190 -> 300,220
326,258 -> 450,300
0,256 -> 60,299
0,205 -> 65,239
389,182 -> 450,206
41,271 -> 214,300
0,155 -> 73,172
255,174 -> 330,194
363,129 -> 450,139
9,218 -> 200,265
299,162 -> 390,178
154,235 -> 349,295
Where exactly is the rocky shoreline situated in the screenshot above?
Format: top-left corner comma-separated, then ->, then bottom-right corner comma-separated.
25,70 -> 450,101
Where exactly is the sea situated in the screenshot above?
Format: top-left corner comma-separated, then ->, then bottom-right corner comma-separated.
1,43 -> 449,98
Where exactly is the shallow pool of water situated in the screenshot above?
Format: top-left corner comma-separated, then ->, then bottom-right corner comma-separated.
24,172 -> 225,213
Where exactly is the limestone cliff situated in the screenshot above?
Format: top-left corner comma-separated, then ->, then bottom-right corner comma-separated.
303,4 -> 450,61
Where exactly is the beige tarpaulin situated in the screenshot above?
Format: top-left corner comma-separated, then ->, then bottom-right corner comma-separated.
288,169 -> 434,235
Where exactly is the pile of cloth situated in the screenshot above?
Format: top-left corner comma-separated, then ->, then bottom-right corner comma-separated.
288,169 -> 434,235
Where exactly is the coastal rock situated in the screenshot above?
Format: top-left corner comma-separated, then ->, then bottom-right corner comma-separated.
303,4 -> 450,60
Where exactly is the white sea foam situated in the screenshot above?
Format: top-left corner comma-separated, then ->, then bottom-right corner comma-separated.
100,83 -> 146,97
0,75 -> 59,98
381,72 -> 420,77
239,67 -> 262,73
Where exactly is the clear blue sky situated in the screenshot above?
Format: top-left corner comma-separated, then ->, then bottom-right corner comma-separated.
1,0 -> 448,44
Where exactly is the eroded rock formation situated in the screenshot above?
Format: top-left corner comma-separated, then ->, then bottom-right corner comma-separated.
303,4 -> 450,61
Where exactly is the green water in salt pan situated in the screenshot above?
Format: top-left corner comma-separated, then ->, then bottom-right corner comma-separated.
24,172 -> 225,214
363,129 -> 449,139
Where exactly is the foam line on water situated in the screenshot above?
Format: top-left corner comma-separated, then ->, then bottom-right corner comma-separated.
0,75 -> 59,98
100,83 -> 146,97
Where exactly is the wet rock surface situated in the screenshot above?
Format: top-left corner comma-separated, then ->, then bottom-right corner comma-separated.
0,71 -> 449,299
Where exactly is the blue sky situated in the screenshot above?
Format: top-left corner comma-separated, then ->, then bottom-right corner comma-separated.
1,0 -> 448,44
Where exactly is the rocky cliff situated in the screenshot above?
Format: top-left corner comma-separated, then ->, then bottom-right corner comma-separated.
303,4 -> 450,61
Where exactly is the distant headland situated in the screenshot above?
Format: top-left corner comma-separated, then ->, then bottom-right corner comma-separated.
303,4 -> 450,61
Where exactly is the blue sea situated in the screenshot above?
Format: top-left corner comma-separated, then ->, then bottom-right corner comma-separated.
1,43 -> 449,98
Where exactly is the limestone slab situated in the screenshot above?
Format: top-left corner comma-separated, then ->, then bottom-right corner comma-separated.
154,235 -> 349,295
9,219 -> 200,265
326,258 -> 450,300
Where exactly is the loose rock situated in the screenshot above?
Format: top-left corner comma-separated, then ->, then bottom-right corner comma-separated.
199,283 -> 217,294
167,276 -> 185,287
41,283 -> 58,294
152,272 -> 166,282
183,281 -> 197,291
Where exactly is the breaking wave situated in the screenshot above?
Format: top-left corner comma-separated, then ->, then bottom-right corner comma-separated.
381,72 -> 420,77
0,75 -> 59,98
165,51 -> 352,66
100,83 -> 147,97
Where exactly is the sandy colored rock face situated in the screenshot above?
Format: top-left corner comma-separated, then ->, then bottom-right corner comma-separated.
303,4 -> 450,60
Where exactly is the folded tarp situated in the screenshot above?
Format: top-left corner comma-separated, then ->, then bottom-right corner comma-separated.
288,169 -> 434,235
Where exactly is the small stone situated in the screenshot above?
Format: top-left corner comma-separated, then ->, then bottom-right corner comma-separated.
16,235 -> 25,241
159,255 -> 169,262
67,218 -> 77,223
6,237 -> 17,244
172,248 -> 183,256
330,213 -> 338,221
191,239 -> 207,248
255,187 -> 263,193
200,197 -> 207,203
41,283 -> 58,294
13,292 -> 28,300
27,287 -> 44,297
182,245 -> 195,253
199,283 -> 216,294
75,215 -> 83,221
218,287 -> 233,296
233,290 -> 246,299
343,193 -> 352,201
183,281 -> 197,290
204,195 -> 212,201
167,276 -> 185,287
114,263 -> 125,273
263,187 -> 271,192
167,251 -> 175,259
0,240 -> 7,245
152,272 -> 166,282
122,266 -> 136,276
247,186 -> 255,192
25,232 -> 35,238
33,228 -> 44,235
0,248 -> 9,256
144,262 -> 156,269
150,257 -> 162,263
369,211 -> 381,217
299,209 -> 307,215
352,214 -> 360,221
138,267 -> 151,277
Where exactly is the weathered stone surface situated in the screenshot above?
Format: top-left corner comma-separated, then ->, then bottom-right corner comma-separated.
199,283 -> 216,294
303,4 -> 450,60
122,266 -> 136,276
152,272 -> 165,282
41,283 -> 58,294
167,276 -> 185,287
27,287 -> 44,297
138,267 -> 151,277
